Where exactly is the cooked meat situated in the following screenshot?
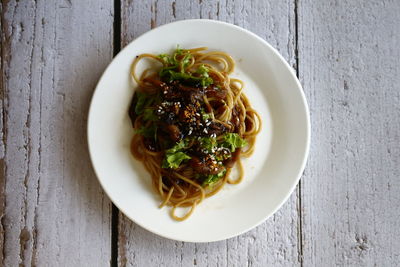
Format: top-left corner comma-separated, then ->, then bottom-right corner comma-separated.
230,107 -> 240,131
205,86 -> 227,99
223,148 -> 241,168
207,121 -> 227,136
190,156 -> 224,175
166,124 -> 181,142
144,137 -> 159,152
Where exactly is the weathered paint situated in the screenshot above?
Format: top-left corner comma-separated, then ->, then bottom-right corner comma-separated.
1,0 -> 113,266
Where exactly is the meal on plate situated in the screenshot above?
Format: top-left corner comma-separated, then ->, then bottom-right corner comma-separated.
129,47 -> 261,221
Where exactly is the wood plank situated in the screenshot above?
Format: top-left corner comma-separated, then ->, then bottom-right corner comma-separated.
1,0 -> 113,265
298,0 -> 400,266
0,1 -> 5,264
118,1 -> 301,266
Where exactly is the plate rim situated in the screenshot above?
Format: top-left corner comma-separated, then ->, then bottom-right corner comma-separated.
87,19 -> 311,242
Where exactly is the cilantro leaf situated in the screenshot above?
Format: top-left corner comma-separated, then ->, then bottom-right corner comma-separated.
159,69 -> 191,81
203,170 -> 226,186
135,124 -> 157,140
161,138 -> 192,169
166,139 -> 189,153
222,133 -> 247,152
197,64 -> 209,76
159,69 -> 213,87
134,91 -> 154,115
162,152 -> 191,169
142,108 -> 157,121
174,45 -> 183,56
180,53 -> 192,71
202,113 -> 212,121
158,49 -> 213,87
196,65 -> 213,87
158,54 -> 174,65
200,77 -> 213,87
198,137 -> 217,152
158,46 -> 190,69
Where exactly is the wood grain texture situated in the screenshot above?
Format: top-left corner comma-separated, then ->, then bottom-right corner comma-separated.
298,0 -> 400,266
118,1 -> 301,266
1,0 -> 113,266
3,0 -> 399,266
0,1 -> 5,264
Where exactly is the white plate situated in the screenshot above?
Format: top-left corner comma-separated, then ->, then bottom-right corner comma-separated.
88,19 -> 310,242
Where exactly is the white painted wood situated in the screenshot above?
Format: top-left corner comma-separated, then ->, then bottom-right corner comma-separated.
118,1 -> 301,266
298,0 -> 400,266
3,0 -> 399,266
1,0 -> 113,266
0,2 -> 5,264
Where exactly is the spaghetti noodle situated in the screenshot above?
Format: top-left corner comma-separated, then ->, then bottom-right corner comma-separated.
129,47 -> 261,221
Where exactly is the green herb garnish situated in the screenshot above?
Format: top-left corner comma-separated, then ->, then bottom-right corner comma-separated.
222,133 -> 247,152
166,139 -> 189,153
157,48 -> 214,87
162,139 -> 191,169
202,113 -> 212,121
198,137 -> 217,152
162,152 -> 191,169
142,108 -> 157,121
203,170 -> 226,186
134,91 -> 154,115
135,124 -> 158,140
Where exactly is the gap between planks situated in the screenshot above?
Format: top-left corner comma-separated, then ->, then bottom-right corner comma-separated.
293,0 -> 304,265
111,0 -> 121,267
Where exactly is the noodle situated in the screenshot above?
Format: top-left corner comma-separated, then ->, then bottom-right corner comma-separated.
129,47 -> 261,221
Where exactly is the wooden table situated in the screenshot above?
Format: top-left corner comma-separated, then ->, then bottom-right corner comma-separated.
1,1 -> 399,266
